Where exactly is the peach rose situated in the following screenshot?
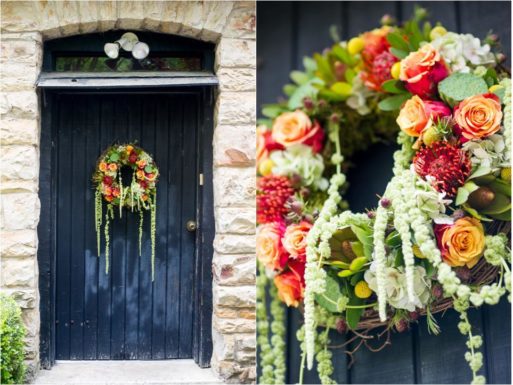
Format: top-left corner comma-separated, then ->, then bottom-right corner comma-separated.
399,44 -> 449,98
435,217 -> 485,268
108,163 -> 118,171
99,162 -> 108,172
397,95 -> 451,137
256,222 -> 288,271
274,260 -> 305,307
282,221 -> 312,259
272,110 -> 324,152
454,93 -> 503,140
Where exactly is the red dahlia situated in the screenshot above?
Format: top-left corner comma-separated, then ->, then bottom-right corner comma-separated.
362,50 -> 398,91
257,175 -> 294,224
413,141 -> 471,198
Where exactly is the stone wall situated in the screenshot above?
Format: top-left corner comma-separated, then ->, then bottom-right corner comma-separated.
0,1 -> 256,383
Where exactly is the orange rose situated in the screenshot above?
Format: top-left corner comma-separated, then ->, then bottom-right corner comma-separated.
396,96 -> 452,137
399,44 -> 448,98
282,221 -> 312,259
435,217 -> 485,268
272,110 -> 324,152
105,195 -> 114,202
274,260 -> 305,307
112,188 -> 120,197
454,93 -> 503,140
103,186 -> 112,196
136,170 -> 145,180
137,160 -> 146,169
256,222 -> 288,271
141,194 -> 148,201
108,163 -> 118,171
99,162 -> 108,172
126,145 -> 134,153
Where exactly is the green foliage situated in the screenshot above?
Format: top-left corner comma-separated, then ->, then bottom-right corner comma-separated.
316,275 -> 343,313
0,294 -> 26,385
438,73 -> 489,106
378,93 -> 411,111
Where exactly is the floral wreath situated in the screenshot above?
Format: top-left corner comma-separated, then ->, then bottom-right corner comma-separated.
93,143 -> 159,280
256,8 -> 511,385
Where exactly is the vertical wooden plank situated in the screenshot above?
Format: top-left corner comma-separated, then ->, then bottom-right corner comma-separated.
401,1 -> 458,31
295,1 -> 343,67
459,1 -> 511,66
97,95 -> 114,359
110,95 -> 128,359
482,298 -> 511,384
124,94 -> 142,360
137,95 -> 155,359
165,96 -> 183,359
179,94 -> 197,357
416,307 -> 486,383
69,95 -> 86,360
345,1 -> 398,38
150,95 -> 169,359
55,95 -> 73,360
83,95 -> 100,359
256,1 -> 295,110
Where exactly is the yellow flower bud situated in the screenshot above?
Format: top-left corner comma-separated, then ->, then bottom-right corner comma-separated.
412,244 -> 427,259
258,159 -> 275,176
489,84 -> 504,94
347,37 -> 365,55
430,26 -> 448,41
354,281 -> 373,299
501,167 -> 511,182
391,62 -> 401,80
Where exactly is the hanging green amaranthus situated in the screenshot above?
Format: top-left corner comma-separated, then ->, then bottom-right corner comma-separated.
93,143 -> 159,281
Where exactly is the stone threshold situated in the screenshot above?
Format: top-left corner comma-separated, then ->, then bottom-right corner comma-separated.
33,360 -> 223,385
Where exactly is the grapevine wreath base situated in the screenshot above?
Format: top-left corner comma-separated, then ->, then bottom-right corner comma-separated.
93,143 -> 159,280
256,7 -> 511,385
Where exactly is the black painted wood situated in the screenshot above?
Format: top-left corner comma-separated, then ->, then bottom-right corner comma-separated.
257,1 -> 512,383
48,91 -> 200,360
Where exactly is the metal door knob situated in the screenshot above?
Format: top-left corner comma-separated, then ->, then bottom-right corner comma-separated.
186,220 -> 197,232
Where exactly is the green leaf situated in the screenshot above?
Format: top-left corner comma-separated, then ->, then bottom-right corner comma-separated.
350,241 -> 365,258
386,32 -> 410,52
330,81 -> 353,96
455,181 -> 480,205
378,93 -> 411,111
481,192 -> 511,215
349,257 -> 368,272
462,204 -> 493,222
385,230 -> 402,248
489,178 -> 511,197
327,260 -> 351,269
283,84 -> 297,96
423,21 -> 432,40
488,209 -> 511,221
394,249 -> 404,268
109,153 -> 119,162
261,105 -> 283,118
492,87 -> 506,103
438,73 -> 488,106
318,89 -> 347,102
390,47 -> 409,59
469,165 -> 493,180
332,45 -> 355,66
290,70 -> 310,85
381,79 -> 407,94
314,53 -> 334,83
346,297 -> 364,329
144,165 -> 152,173
350,225 -> 373,258
338,269 -> 356,278
350,272 -> 364,286
288,78 -> 321,109
344,68 -> 357,83
303,56 -> 317,73
315,274 -> 343,313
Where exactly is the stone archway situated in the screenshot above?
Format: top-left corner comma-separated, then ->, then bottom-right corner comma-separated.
0,1 -> 256,383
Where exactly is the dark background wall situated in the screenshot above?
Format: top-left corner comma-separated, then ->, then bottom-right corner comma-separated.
257,1 -> 511,384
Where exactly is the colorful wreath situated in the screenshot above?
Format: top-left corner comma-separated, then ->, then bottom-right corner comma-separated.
256,7 -> 511,385
93,143 -> 159,280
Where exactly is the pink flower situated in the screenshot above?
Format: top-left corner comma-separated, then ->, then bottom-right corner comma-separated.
282,221 -> 312,260
399,44 -> 449,98
396,95 -> 452,137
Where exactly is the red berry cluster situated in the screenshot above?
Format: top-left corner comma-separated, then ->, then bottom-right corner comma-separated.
257,175 -> 294,224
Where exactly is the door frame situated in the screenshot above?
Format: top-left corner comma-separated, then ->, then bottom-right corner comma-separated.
37,86 -> 215,368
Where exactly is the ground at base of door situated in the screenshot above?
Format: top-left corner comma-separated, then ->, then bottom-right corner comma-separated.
33,360 -> 223,384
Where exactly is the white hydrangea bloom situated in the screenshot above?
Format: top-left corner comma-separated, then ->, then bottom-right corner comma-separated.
431,32 -> 495,73
365,263 -> 431,311
346,76 -> 373,115
463,134 -> 507,171
270,144 -> 328,190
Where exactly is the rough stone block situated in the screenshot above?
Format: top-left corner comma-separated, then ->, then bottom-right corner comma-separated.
33,1 -> 61,38
223,2 -> 256,39
0,39 -> 40,63
77,1 -> 99,33
200,1 -> 234,42
2,91 -> 38,119
213,254 -> 255,286
1,193 -> 40,230
214,207 -> 255,234
0,1 -> 38,32
0,118 -> 39,146
213,314 -> 256,334
2,289 -> 37,309
116,1 -> 144,30
214,234 -> 255,255
216,91 -> 256,125
213,167 -> 255,208
141,1 -> 165,30
0,230 -> 37,258
215,38 -> 256,68
1,257 -> 35,287
213,285 -> 255,308
54,0 -> 80,36
214,124 -> 255,167
217,67 -> 256,92
159,2 -> 182,35
0,145 -> 39,181
97,1 -> 118,32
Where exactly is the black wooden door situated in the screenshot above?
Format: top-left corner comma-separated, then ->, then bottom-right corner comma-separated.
52,91 -> 198,360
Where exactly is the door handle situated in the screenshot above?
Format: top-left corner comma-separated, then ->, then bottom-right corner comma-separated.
186,220 -> 197,232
